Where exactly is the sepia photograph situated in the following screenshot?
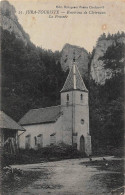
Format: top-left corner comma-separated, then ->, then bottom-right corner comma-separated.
0,0 -> 125,194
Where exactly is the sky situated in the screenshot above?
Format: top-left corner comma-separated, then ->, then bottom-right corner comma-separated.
9,0 -> 125,52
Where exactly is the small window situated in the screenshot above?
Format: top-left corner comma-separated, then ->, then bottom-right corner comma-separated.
50,133 -> 56,145
37,134 -> 43,148
81,119 -> 84,124
25,134 -> 31,149
81,94 -> 83,101
34,136 -> 37,146
67,94 -> 69,101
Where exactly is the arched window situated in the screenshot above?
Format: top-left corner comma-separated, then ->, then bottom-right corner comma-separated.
80,94 -> 83,101
67,94 -> 69,101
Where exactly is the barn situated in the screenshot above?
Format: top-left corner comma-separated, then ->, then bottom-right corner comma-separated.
0,111 -> 25,153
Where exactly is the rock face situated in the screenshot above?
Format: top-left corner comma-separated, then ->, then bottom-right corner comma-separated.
90,37 -> 125,84
61,44 -> 89,78
1,1 -> 30,44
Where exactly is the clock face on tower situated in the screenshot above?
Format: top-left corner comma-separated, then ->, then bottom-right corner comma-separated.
81,119 -> 84,124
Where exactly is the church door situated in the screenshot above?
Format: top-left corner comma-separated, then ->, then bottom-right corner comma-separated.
80,135 -> 85,154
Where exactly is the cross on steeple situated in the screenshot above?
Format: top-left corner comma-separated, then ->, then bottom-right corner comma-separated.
73,50 -> 76,62
61,52 -> 88,92
73,51 -> 76,89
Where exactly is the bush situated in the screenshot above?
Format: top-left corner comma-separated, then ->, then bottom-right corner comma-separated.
1,143 -> 84,166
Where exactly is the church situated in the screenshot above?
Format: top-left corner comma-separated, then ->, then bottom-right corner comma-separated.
19,58 -> 92,156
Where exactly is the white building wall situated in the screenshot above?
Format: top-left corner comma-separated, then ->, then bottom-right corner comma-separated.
61,90 -> 91,155
61,91 -> 73,105
19,90 -> 91,155
61,91 -> 73,145
75,105 -> 89,135
61,105 -> 72,145
73,90 -> 88,106
19,116 -> 63,149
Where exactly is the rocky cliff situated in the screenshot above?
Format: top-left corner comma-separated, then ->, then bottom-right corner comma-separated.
90,36 -> 125,84
0,1 -> 30,44
1,1 -> 124,86
61,43 -> 89,78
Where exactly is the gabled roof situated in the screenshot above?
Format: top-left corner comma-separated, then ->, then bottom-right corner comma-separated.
0,111 -> 25,131
19,105 -> 61,125
61,62 -> 88,92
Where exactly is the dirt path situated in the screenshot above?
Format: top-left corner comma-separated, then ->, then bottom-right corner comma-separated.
11,156 -> 123,195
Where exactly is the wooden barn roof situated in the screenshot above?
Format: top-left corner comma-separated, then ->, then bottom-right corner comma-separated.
0,111 -> 25,131
19,105 -> 62,125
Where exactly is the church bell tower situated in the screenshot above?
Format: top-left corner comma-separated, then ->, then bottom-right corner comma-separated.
60,56 -> 91,156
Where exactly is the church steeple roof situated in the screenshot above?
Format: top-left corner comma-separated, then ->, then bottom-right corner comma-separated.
61,59 -> 88,93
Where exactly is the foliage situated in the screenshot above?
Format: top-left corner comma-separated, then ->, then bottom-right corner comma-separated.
1,28 -> 68,121
2,166 -> 42,194
97,31 -> 125,41
1,28 -> 124,154
99,42 -> 125,76
89,32 -> 124,151
89,75 -> 124,151
1,144 -> 82,166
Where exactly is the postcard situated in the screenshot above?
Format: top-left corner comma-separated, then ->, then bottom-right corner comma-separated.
0,0 -> 124,194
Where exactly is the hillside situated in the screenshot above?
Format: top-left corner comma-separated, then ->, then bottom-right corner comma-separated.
61,43 -> 89,79
1,1 -> 124,152
1,1 -> 67,121
1,27 -> 68,121
1,1 -> 30,44
90,33 -> 125,84
89,32 -> 125,151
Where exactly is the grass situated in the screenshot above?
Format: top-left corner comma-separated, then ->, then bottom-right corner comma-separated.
1,158 -> 124,194
1,169 -> 49,194
80,159 -> 124,172
81,159 -> 124,194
